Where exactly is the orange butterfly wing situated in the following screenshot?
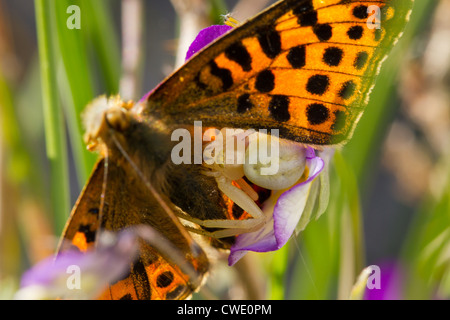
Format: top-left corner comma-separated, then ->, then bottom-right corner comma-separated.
144,0 -> 413,145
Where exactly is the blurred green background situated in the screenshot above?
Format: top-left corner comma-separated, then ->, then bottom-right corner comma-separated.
0,0 -> 448,300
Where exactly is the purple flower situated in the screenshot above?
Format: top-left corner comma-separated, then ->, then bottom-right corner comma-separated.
185,25 -> 233,61
364,261 -> 404,300
228,147 -> 325,265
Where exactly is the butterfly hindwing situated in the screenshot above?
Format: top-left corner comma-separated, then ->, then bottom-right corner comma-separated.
57,158 -> 209,300
57,159 -> 105,253
145,0 -> 413,145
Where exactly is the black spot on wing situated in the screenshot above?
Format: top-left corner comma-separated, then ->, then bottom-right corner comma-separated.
339,80 -> 357,100
313,24 -> 332,41
323,47 -> 344,67
287,45 -> 306,69
354,51 -> 369,70
225,42 -> 252,72
269,95 -> 291,122
210,61 -> 233,90
331,110 -> 347,132
88,208 -> 99,216
306,74 -> 330,96
78,224 -> 96,243
255,70 -> 275,93
120,293 -> 133,300
131,258 -> 151,300
257,25 -> 282,59
347,25 -> 364,40
353,5 -> 369,19
156,271 -> 174,288
293,0 -> 317,27
306,103 -> 330,125
237,94 -> 253,113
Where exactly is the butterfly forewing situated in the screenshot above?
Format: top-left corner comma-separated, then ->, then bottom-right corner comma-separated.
145,0 -> 413,145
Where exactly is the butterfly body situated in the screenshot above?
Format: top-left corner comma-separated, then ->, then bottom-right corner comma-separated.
57,0 -> 414,300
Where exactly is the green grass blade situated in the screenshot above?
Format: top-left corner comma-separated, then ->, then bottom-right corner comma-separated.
34,0 -> 70,233
333,151 -> 364,299
53,0 -> 97,184
0,72 -> 32,186
209,0 -> 228,24
81,0 -> 120,95
402,168 -> 450,299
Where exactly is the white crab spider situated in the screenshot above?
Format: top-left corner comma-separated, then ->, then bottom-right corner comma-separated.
179,128 -> 309,239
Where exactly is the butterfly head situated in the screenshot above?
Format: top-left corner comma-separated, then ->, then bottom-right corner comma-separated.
82,95 -> 135,152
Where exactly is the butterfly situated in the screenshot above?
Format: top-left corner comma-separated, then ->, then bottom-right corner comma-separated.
56,0 -> 414,300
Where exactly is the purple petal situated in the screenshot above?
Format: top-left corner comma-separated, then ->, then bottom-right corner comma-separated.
20,251 -> 84,288
364,261 -> 403,300
228,150 -> 324,266
273,155 -> 324,248
305,146 -> 316,160
228,211 -> 277,266
185,25 -> 233,61
18,230 -> 138,299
